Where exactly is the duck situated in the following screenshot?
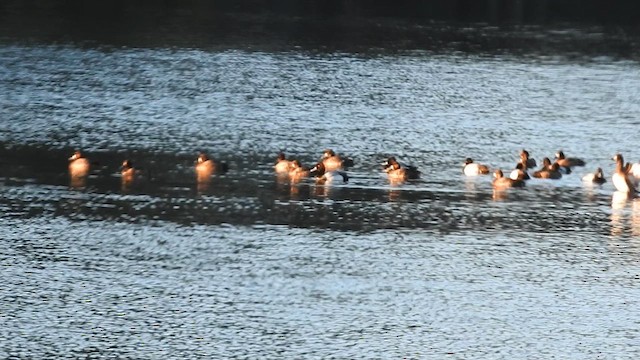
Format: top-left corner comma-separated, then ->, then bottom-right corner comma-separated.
612,154 -> 637,194
626,159 -> 640,187
68,150 -> 90,179
321,149 -> 355,172
463,158 -> 490,176
274,152 -> 293,174
520,149 -> 537,169
555,150 -> 586,169
509,162 -> 530,181
195,152 -> 228,182
532,159 -> 562,179
120,159 -> 137,182
382,157 -> 420,182
493,169 -> 525,190
289,159 -> 310,181
582,167 -> 606,185
310,161 -> 348,185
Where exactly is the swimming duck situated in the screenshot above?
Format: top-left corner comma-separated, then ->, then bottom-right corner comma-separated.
509,162 -> 530,181
612,154 -> 637,194
382,157 -> 421,182
493,169 -> 525,190
520,149 -> 537,169
310,161 -> 348,185
627,160 -> 640,187
120,159 -> 137,181
68,151 -> 90,178
195,152 -> 228,182
289,159 -> 310,181
321,149 -> 355,172
463,158 -> 490,176
555,150 -> 585,168
532,159 -> 562,179
582,167 -> 606,185
274,152 -> 293,174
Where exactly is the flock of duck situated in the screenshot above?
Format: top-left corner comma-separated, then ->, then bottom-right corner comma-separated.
67,148 -> 640,196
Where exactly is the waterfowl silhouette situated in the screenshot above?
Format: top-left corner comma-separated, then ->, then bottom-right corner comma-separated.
509,162 -> 530,181
68,151 -> 90,179
493,169 -> 525,190
582,167 -> 606,185
321,149 -> 354,172
382,157 -> 420,182
612,154 -> 637,194
310,161 -> 348,185
520,149 -> 537,169
195,152 -> 228,183
532,159 -> 562,179
555,150 -> 586,168
274,152 -> 293,174
463,158 -> 490,176
289,159 -> 310,182
120,159 -> 137,182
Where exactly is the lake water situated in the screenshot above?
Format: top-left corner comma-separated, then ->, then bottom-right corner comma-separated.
1,14 -> 640,359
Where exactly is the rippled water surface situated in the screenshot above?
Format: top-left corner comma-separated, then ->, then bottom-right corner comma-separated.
2,24 -> 640,358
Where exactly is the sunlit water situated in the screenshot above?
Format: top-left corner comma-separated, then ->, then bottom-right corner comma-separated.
2,31 -> 640,358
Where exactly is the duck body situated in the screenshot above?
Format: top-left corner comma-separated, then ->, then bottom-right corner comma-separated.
493,169 -> 525,190
274,152 -> 293,174
68,151 -> 90,178
463,158 -> 490,176
120,159 -> 138,182
195,152 -> 228,182
288,160 -> 310,181
612,154 -> 637,194
520,150 -> 537,169
582,168 -> 606,185
555,150 -> 586,168
509,162 -> 530,181
383,157 -> 420,182
321,149 -> 354,171
532,158 -> 562,179
310,162 -> 348,185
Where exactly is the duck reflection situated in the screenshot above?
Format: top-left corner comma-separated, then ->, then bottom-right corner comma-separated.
492,189 -> 508,201
610,191 -> 639,236
388,188 -> 401,202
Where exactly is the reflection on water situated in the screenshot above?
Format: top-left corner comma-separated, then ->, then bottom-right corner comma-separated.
611,191 -> 640,237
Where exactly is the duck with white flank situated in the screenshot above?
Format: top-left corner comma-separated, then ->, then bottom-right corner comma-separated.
509,162 -> 530,181
612,154 -> 638,194
310,161 -> 348,185
493,169 -> 525,190
582,167 -> 606,185
463,158 -> 490,176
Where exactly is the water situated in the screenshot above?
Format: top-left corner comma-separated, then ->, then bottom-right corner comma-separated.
2,16 -> 640,359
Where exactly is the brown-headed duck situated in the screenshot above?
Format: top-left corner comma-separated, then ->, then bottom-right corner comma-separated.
310,161 -> 348,185
493,169 -> 525,190
612,154 -> 637,194
582,167 -> 606,185
68,151 -> 90,179
382,157 -> 421,182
